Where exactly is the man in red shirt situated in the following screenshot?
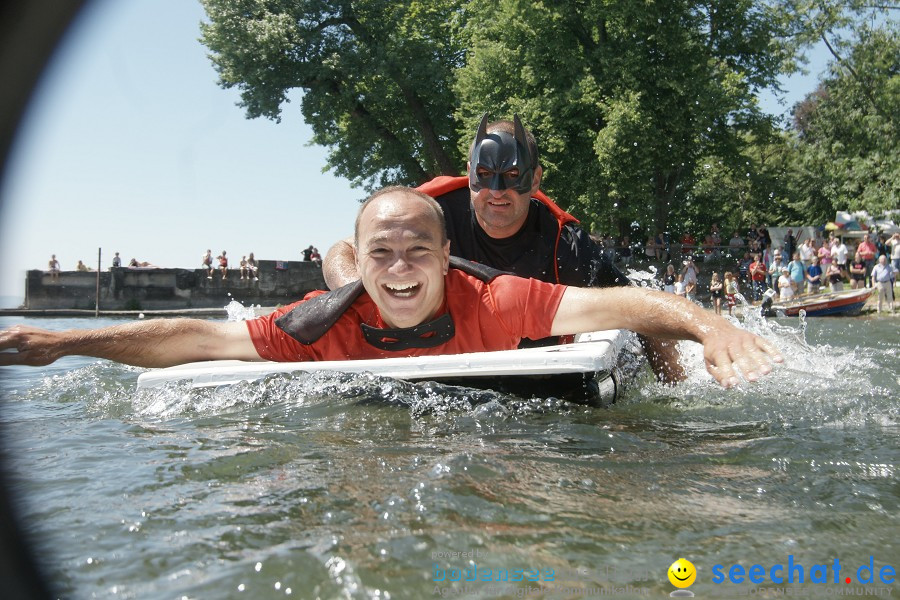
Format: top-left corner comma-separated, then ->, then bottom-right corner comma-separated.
748,253 -> 768,301
0,188 -> 782,388
323,115 -> 684,383
856,234 -> 878,287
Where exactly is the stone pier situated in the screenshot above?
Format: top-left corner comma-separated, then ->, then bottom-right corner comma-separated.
24,260 -> 327,311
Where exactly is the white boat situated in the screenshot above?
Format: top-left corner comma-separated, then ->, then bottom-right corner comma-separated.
136,330 -> 634,406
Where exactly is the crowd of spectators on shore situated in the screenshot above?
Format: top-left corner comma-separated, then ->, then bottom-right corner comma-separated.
45,224 -> 899,313
593,224 -> 898,314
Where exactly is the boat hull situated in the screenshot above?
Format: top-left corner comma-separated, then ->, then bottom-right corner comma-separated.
771,288 -> 874,317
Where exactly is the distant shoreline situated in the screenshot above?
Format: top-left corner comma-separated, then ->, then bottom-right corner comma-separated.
0,307 -> 278,318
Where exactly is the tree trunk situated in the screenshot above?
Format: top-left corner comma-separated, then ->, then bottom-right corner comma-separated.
318,77 -> 430,183
653,167 -> 682,233
344,12 -> 458,180
393,82 -> 459,178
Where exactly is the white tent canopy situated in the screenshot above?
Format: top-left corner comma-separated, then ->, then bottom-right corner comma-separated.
833,210 -> 899,236
874,220 -> 900,235
767,226 -> 820,248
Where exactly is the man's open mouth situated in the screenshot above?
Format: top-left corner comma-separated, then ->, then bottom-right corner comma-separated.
383,282 -> 420,298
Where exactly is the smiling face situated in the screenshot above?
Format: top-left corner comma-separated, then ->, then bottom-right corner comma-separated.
468,162 -> 541,239
668,558 -> 697,588
466,118 -> 542,239
354,190 -> 450,329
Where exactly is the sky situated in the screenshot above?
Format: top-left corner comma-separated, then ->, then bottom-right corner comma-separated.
0,0 -> 833,303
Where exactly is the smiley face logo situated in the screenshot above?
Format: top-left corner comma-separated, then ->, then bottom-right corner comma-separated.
668,558 -> 696,588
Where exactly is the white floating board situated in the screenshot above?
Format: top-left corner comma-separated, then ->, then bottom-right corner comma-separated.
136,330 -> 628,390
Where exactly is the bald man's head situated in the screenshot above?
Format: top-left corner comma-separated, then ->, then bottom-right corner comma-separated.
355,186 -> 447,249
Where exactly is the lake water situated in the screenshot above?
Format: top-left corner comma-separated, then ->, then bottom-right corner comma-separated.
0,312 -> 897,599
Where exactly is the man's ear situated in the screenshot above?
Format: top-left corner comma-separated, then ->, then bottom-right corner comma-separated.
531,165 -> 543,195
442,241 -> 451,274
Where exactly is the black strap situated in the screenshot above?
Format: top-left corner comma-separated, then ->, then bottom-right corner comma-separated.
360,313 -> 455,351
274,257 -> 509,345
449,255 -> 510,282
274,279 -> 365,344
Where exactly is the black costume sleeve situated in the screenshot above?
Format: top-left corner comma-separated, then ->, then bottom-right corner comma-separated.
556,224 -> 631,288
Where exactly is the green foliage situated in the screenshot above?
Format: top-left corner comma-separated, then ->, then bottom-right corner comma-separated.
200,0 -> 467,190
198,0 -> 897,231
454,0 -> 789,235
676,131 -> 806,236
788,23 -> 899,220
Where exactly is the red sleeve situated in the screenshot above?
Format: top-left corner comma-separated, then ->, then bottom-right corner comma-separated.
244,292 -> 327,362
485,275 -> 566,340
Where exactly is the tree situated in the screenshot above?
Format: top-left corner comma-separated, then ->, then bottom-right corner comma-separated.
200,0 -> 466,190
790,23 -> 899,219
454,0 -> 790,236
675,131 -> 807,235
199,0 -> 895,231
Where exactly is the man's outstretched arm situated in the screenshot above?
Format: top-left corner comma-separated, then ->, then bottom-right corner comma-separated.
0,319 -> 260,368
323,236 -> 359,290
551,286 -> 782,389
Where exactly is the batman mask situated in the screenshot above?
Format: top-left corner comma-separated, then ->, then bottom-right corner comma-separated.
468,113 -> 538,195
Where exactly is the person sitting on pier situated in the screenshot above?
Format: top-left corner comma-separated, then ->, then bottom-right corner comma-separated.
217,251 -> 228,280
0,187 -> 783,389
240,255 -> 250,280
246,252 -> 259,281
48,254 -> 60,282
202,249 -> 214,279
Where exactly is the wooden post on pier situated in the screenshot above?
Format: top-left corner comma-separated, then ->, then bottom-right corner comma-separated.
95,247 -> 101,317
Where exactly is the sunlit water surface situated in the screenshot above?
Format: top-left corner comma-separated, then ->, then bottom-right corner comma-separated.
0,311 -> 897,599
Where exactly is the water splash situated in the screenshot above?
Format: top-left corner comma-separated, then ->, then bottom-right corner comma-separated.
224,299 -> 261,322
58,366 -> 578,427
626,266 -> 660,289
624,295 -> 895,430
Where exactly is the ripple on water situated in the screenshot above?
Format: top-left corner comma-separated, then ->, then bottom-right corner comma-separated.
2,313 -> 897,598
